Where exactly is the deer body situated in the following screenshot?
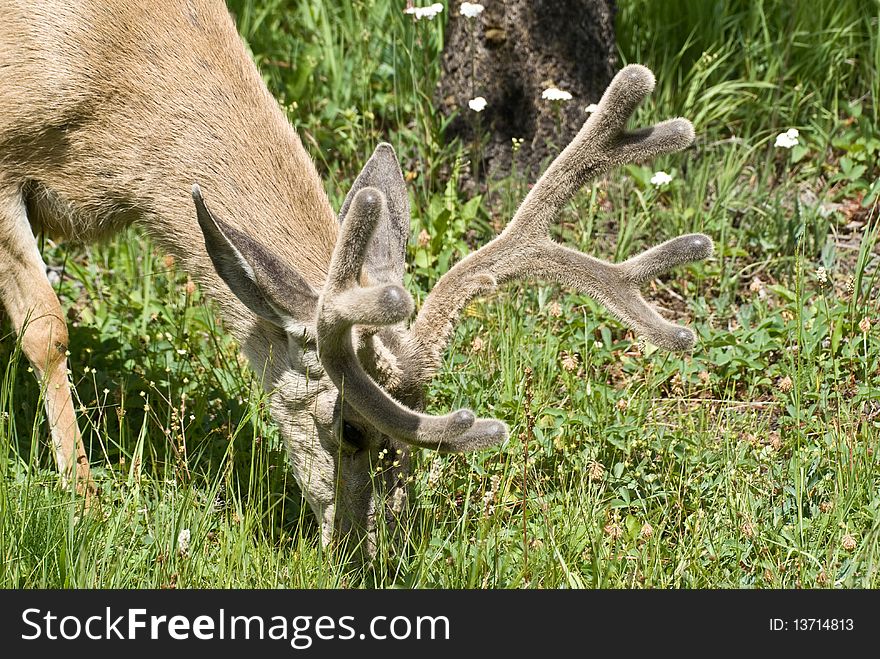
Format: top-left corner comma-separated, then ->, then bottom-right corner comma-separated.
1,1 -> 336,280
1,0 -> 712,557
1,0 -> 350,535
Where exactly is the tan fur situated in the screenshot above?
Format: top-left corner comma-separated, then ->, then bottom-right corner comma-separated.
0,0 -> 337,288
0,1 -> 711,558
0,0 -> 337,490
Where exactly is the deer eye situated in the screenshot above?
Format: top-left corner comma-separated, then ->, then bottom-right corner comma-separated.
342,421 -> 367,450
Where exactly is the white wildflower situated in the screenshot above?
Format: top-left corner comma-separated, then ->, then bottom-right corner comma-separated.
774,128 -> 799,149
749,276 -> 768,300
542,87 -> 573,102
405,2 -> 444,20
460,2 -> 484,18
427,459 -> 443,490
650,170 -> 673,187
468,96 -> 487,112
481,474 -> 502,514
177,528 -> 191,557
584,103 -> 600,114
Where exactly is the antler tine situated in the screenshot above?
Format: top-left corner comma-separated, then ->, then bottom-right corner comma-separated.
506,65 -> 694,241
535,236 -> 712,351
408,64 -> 711,371
317,187 -> 507,452
620,233 -> 714,286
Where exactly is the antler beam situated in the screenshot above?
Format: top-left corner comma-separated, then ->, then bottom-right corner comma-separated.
316,188 -> 507,452
407,64 -> 713,371
319,64 -> 712,454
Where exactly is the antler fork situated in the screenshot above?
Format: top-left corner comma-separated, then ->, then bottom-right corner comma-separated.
317,64 -> 713,453
410,65 -> 712,364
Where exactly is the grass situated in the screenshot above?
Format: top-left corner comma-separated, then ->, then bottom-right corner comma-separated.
2,0 -> 880,588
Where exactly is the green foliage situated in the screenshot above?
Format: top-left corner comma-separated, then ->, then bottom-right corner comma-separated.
408,152 -> 491,291
617,0 -> 880,129
227,0 -> 447,200
2,0 -> 879,588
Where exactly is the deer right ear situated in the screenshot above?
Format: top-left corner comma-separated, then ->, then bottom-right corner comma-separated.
337,143 -> 410,287
192,184 -> 319,333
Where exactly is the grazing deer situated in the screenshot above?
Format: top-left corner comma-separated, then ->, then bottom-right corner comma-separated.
0,0 -> 712,556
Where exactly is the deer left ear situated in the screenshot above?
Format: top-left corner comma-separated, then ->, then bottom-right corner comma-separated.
338,143 -> 410,286
193,184 -> 319,334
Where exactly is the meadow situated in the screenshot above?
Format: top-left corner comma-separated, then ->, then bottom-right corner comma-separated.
1,0 -> 879,588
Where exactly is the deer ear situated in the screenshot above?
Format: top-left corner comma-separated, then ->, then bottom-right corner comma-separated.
193,184 -> 318,333
338,143 -> 410,286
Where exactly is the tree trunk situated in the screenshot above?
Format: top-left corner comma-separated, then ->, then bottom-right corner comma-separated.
437,0 -> 617,180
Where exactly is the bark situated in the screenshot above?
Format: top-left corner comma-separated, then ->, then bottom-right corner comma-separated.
437,0 -> 618,179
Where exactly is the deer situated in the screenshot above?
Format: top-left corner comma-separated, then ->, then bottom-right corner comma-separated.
0,0 -> 712,557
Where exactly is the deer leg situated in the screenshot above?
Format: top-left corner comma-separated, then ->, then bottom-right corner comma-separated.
0,183 -> 93,495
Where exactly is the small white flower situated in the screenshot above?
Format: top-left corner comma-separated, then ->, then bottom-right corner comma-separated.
177,528 -> 191,556
427,459 -> 443,490
774,128 -> 799,149
460,2 -> 484,18
650,170 -> 673,187
542,87 -> 573,102
584,103 -> 600,114
405,2 -> 444,20
468,96 -> 487,112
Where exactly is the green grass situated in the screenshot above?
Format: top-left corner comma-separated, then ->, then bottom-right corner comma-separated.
2,0 -> 880,588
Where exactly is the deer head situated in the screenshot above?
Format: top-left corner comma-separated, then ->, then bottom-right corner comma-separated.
191,64 -> 712,558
